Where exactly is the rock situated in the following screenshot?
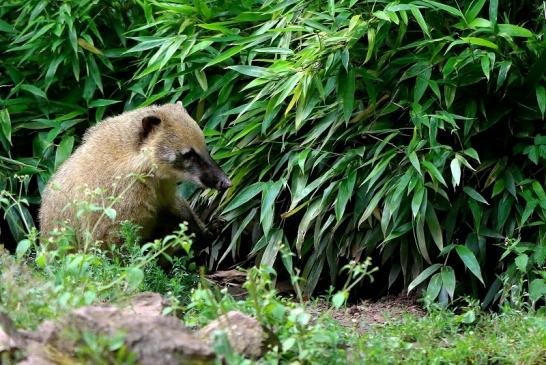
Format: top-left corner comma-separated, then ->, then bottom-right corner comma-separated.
17,294 -> 215,365
0,311 -> 24,352
200,311 -> 265,358
1,294 -> 267,364
121,291 -> 167,317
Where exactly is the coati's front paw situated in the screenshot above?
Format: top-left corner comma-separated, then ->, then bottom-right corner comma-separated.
208,216 -> 226,237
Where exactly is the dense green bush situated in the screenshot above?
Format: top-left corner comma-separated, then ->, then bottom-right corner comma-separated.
1,0 -> 545,304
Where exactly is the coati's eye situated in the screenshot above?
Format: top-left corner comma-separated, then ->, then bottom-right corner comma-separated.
174,148 -> 203,169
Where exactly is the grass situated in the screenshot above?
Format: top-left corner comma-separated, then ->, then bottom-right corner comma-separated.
1,228 -> 545,364
353,310 -> 546,364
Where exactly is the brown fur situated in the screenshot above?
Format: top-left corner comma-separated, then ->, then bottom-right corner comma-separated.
39,103 -> 230,247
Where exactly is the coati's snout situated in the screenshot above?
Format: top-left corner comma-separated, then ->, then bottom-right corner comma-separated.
175,148 -> 231,190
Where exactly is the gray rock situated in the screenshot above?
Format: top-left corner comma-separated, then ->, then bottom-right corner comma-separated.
12,292 -> 215,365
200,310 -> 265,358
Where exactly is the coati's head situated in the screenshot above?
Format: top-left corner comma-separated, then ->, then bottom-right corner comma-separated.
139,102 -> 231,190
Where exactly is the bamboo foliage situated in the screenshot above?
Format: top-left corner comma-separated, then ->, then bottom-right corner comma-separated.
1,0 -> 545,303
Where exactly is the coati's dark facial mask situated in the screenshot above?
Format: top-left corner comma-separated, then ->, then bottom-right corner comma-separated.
173,148 -> 231,190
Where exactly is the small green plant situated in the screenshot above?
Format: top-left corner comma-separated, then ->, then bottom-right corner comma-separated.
331,258 -> 378,309
186,265 -> 353,364
496,237 -> 546,309
2,214 -> 195,328
70,330 -> 138,365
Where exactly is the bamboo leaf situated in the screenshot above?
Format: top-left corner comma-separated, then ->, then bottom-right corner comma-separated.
204,44 -> 246,68
261,180 -> 283,236
426,273 -> 442,300
338,68 -> 356,122
224,182 -> 264,213
455,245 -> 484,284
461,37 -> 498,50
410,8 -> 430,37
536,84 -> 545,119
498,24 -> 533,37
408,263 -> 442,293
441,266 -> 456,299
54,135 -> 75,170
335,170 -> 357,222
20,84 -> 47,99
450,158 -> 461,187
422,160 -> 447,187
463,186 -> 489,205
425,205 -> 443,250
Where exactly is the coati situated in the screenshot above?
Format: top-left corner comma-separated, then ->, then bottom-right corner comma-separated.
39,102 -> 231,247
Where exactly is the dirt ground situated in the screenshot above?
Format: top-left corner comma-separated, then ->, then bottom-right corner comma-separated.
307,295 -> 425,332
207,270 -> 425,332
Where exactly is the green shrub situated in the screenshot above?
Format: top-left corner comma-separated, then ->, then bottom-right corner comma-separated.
1,0 -> 545,304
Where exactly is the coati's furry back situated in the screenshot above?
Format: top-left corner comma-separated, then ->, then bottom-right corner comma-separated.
39,103 -> 231,247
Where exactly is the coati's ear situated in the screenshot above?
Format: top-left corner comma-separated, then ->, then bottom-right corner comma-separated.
140,115 -> 161,141
176,101 -> 186,111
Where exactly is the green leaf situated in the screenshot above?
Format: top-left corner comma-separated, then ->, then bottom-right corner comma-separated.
461,37 -> 498,50
410,8 -> 430,37
35,254 -> 47,269
260,228 -> 283,267
408,263 -> 442,293
54,135 -> 75,170
88,99 -> 121,108
335,170 -> 357,222
515,254 -> 528,272
408,151 -> 421,175
332,291 -> 348,309
0,19 -> 14,33
364,28 -> 375,63
414,67 -> 431,102
422,0 -> 464,18
422,160 -> 447,186
104,208 -> 117,221
296,199 -> 322,254
465,0 -> 486,23
0,109 -> 11,145
463,148 -> 480,162
194,69 -> 208,91
228,65 -> 270,78
529,279 -> 546,303
224,182 -> 264,213
497,24 -> 533,37
16,239 -> 31,259
339,69 -> 356,122
536,85 -> 545,119
480,54 -> 490,80
426,273 -> 442,300
358,186 -> 386,226
126,267 -> 144,291
21,84 -> 47,99
463,186 -> 489,205
455,245 -> 484,284
204,44 -> 245,68
441,266 -> 456,299
411,182 -> 425,218
496,61 -> 511,91
416,217 -> 431,263
425,205 -> 443,250
460,309 -> 477,324
261,180 -> 283,236
489,0 -> 498,23
532,181 -> 546,205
